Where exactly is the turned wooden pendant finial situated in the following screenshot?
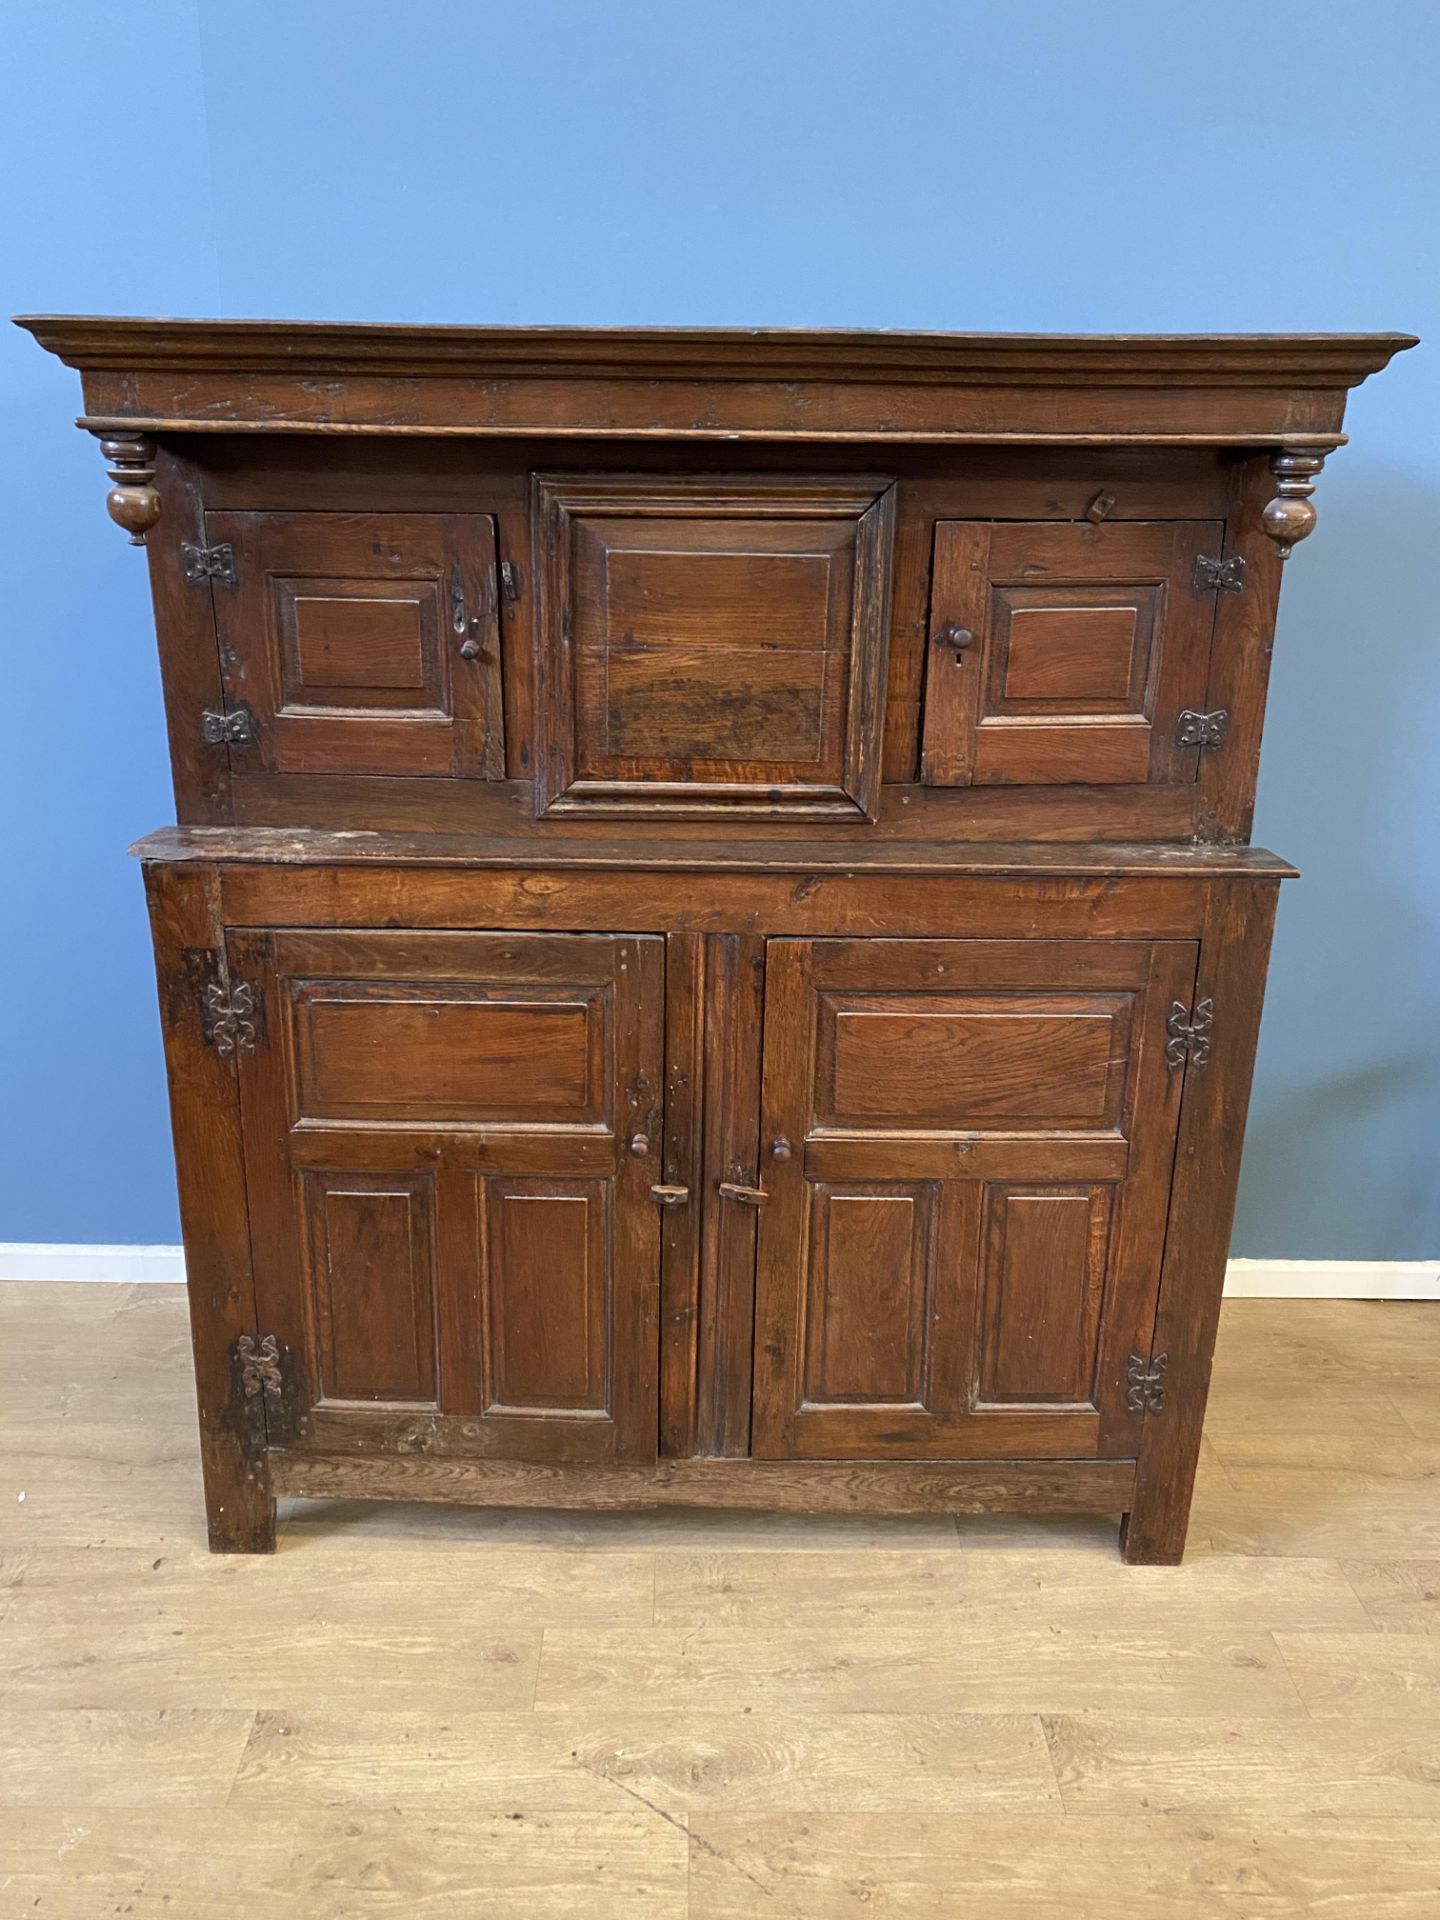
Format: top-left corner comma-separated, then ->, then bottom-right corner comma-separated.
1261,449 -> 1326,557
96,431 -> 161,544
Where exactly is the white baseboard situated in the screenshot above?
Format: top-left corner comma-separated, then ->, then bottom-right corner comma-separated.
0,1243 -> 187,1285
1222,1258 -> 1440,1300
2,1245 -> 1438,1298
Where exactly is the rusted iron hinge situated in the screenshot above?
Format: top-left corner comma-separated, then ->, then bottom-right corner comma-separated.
228,1332 -> 304,1473
1192,553 -> 1246,595
181,540 -> 237,587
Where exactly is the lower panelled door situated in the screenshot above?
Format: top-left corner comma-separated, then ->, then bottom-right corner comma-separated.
751,937 -> 1195,1461
229,929 -> 664,1463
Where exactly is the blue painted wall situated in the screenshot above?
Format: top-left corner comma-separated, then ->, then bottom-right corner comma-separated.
3,1 -> 1436,1254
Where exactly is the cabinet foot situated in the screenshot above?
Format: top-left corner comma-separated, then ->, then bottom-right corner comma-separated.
206,1495 -> 276,1555
200,1436 -> 276,1553
1119,1508 -> 1185,1566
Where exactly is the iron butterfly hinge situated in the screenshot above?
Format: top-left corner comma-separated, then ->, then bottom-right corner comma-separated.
1175,708 -> 1229,750
1192,553 -> 1246,595
200,703 -> 259,747
181,540 -> 237,587
229,1333 -> 304,1465
1166,998 -> 1213,1073
200,979 -> 261,1057
1127,1353 -> 1168,1414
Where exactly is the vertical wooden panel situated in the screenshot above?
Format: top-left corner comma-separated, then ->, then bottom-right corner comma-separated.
802,1187 -> 931,1404
919,522 -> 988,785
696,933 -> 766,1456
978,1187 -> 1111,1405
751,940 -> 818,1460
147,455 -> 232,822
1196,457 -> 1287,842
659,932 -> 704,1456
306,1174 -> 436,1404
1126,880 -> 1281,1563
482,1180 -> 609,1413
144,864 -> 272,1551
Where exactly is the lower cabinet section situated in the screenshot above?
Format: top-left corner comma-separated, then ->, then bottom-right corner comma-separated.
143,856 -> 1282,1561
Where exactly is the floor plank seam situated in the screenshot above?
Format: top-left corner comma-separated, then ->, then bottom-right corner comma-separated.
1037,1712 -> 1071,1810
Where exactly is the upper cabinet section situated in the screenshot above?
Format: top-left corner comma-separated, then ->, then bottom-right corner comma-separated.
17,318 -> 1415,841
534,474 -> 894,818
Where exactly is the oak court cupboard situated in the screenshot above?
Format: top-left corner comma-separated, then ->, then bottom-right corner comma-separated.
19,316 -> 1416,1562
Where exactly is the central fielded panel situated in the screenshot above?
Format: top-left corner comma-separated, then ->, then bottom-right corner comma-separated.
533,473 -> 896,818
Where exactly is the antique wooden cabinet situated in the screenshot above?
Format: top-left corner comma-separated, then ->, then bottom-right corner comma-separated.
21,318 -> 1414,1561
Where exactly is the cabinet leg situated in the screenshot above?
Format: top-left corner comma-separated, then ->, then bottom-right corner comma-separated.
198,1431 -> 276,1554
145,865 -> 278,1557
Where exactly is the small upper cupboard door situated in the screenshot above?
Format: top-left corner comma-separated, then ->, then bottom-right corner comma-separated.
227,928 -> 663,1464
206,512 -> 504,778
921,520 -> 1223,787
533,474 -> 896,818
751,937 -> 1195,1462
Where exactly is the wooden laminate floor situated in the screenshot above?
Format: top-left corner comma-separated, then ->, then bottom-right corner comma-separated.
2,1283 -> 1438,1917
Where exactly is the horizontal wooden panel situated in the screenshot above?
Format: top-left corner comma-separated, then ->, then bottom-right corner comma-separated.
272,928 -> 639,985
807,938 -> 1159,990
287,1129 -> 617,1175
785,1407 -> 1104,1461
971,718 -> 1153,787
291,985 -> 603,1125
213,775 -> 1220,843
70,362 -> 1361,439
219,870 -> 1218,938
268,1450 -> 1138,1514
819,993 -> 1132,1132
803,1137 -> 1129,1183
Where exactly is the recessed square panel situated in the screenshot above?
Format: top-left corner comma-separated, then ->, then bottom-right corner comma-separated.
534,474 -> 895,817
289,590 -> 433,696
995,602 -> 1143,709
281,581 -> 439,710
